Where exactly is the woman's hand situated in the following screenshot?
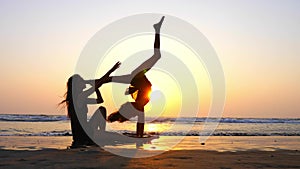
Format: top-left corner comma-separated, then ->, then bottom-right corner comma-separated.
85,61 -> 122,88
96,61 -> 121,87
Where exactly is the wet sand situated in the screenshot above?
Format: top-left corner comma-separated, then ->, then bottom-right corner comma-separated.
0,136 -> 299,169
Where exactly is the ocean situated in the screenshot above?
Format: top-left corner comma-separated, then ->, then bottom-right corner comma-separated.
1,114 -> 299,137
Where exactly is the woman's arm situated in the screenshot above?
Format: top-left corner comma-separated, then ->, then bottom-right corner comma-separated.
79,62 -> 121,104
85,88 -> 103,104
86,61 -> 121,88
84,88 -> 104,104
77,85 -> 96,103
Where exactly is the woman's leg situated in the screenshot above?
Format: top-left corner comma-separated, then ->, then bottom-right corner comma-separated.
153,16 -> 164,49
89,106 -> 107,132
115,16 -> 165,79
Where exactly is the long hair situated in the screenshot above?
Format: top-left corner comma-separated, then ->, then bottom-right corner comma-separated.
60,74 -> 81,117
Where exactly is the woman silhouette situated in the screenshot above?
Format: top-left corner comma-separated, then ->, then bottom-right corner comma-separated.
107,16 -> 165,137
61,62 -> 120,147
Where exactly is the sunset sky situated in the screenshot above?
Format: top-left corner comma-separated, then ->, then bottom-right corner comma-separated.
0,0 -> 299,118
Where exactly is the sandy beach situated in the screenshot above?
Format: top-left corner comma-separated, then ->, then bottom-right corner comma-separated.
0,136 -> 299,169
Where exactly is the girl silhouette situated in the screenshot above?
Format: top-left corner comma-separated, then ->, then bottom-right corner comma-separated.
107,16 -> 165,137
61,62 -> 120,147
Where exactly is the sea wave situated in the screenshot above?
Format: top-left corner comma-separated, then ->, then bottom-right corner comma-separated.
0,130 -> 72,136
0,114 -> 68,122
0,114 -> 299,124
149,117 -> 300,124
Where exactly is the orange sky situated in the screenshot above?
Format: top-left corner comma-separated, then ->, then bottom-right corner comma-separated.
0,1 -> 299,118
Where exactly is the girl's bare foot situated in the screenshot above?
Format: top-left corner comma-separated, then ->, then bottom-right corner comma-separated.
153,16 -> 165,33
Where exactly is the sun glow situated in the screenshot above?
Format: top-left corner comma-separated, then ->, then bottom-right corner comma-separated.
147,88 -> 152,99
145,123 -> 170,134
146,123 -> 158,133
96,34 -> 211,117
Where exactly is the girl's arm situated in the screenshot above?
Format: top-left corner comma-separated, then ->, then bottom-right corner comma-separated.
86,61 -> 121,88
78,62 -> 121,104
84,88 -> 104,104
